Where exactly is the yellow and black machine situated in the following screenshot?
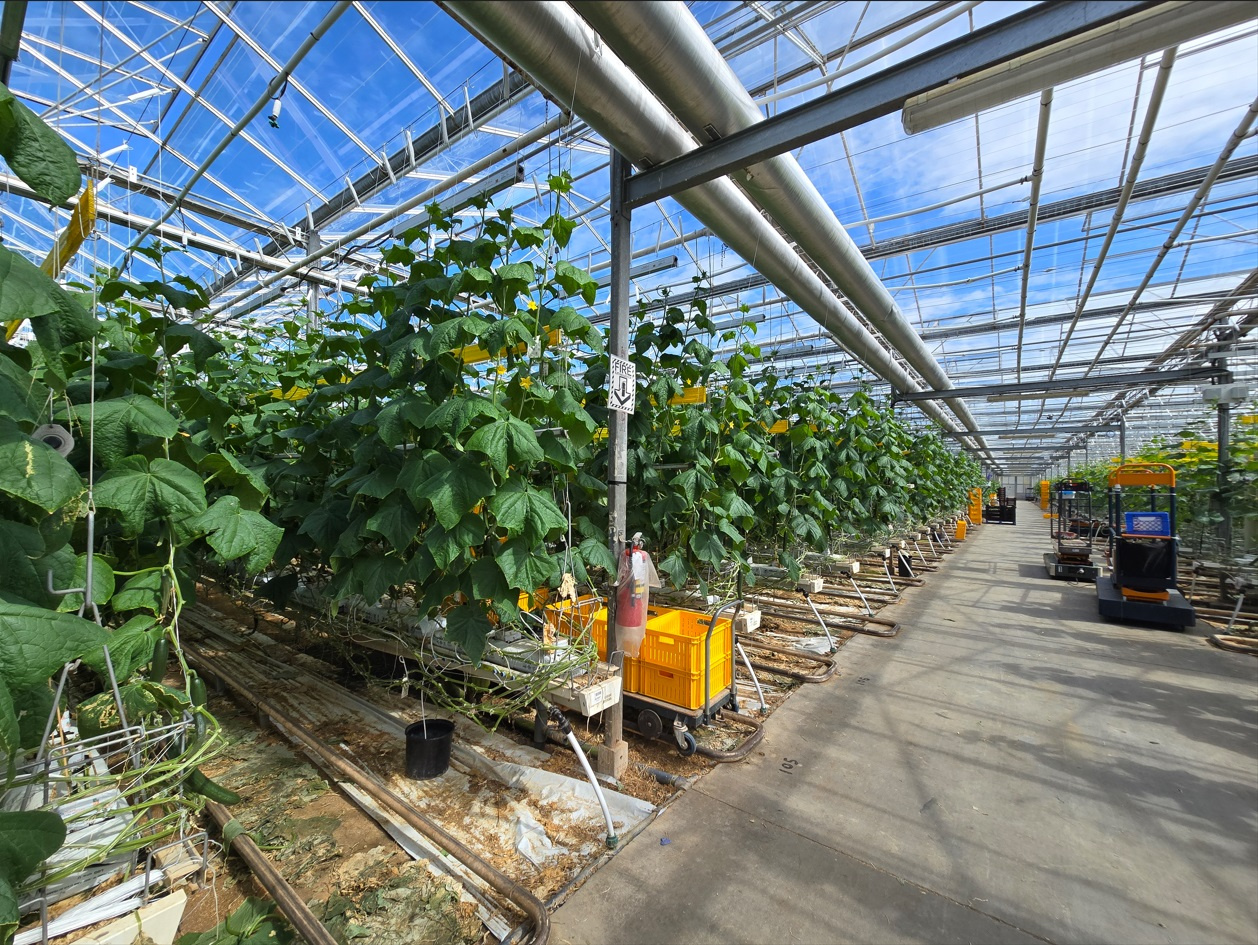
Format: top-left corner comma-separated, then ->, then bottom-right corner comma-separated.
1044,478 -> 1100,580
1096,463 -> 1195,628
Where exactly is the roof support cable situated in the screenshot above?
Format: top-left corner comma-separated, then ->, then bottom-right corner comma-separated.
1049,47 -> 1177,382
205,111 -> 570,321
1014,88 -> 1053,386
116,0 -> 352,272
1082,93 -> 1258,377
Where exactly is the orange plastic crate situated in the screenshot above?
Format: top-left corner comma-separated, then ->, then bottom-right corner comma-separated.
638,655 -> 732,711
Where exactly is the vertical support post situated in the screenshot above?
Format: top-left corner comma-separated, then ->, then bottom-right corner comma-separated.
599,150 -> 631,779
1119,414 -> 1127,461
1214,324 -> 1237,559
306,228 -> 322,335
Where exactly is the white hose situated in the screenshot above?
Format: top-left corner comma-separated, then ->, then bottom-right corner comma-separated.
563,728 -> 617,847
802,593 -> 835,653
736,642 -> 768,713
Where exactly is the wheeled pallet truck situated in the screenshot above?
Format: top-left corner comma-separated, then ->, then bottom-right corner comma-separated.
1045,478 -> 1101,580
623,599 -> 742,756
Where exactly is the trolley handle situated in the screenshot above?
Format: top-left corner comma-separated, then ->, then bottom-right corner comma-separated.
704,599 -> 743,722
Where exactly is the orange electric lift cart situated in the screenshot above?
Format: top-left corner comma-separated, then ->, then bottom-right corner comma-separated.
1096,463 -> 1196,628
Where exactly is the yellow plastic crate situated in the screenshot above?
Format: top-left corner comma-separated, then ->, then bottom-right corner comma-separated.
637,606 -> 733,675
545,599 -> 734,709
638,655 -> 732,711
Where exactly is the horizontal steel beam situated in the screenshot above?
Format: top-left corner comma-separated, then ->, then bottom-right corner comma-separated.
625,0 -> 1161,207
943,425 -> 1119,437
894,366 -> 1219,402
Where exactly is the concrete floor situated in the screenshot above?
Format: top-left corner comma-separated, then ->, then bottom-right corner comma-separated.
551,504 -> 1258,945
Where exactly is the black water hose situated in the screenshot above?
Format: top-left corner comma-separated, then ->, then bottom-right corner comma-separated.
204,800 -> 339,945
185,644 -> 550,945
1208,634 -> 1258,655
738,639 -> 838,684
694,710 -> 764,762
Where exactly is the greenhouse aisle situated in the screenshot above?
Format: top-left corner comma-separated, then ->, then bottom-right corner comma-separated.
551,504 -> 1258,945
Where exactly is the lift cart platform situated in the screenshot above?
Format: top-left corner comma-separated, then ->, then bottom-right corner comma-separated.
1096,577 -> 1196,628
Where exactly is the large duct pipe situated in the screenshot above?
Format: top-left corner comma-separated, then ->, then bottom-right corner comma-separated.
572,1 -> 986,449
439,0 -> 976,441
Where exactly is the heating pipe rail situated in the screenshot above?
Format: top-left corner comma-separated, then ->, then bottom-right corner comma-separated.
184,643 -> 550,945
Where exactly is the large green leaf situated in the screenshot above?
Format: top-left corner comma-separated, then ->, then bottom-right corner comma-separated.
53,553 -> 115,614
365,494 -> 422,550
200,452 -> 268,510
421,514 -> 484,571
162,322 -> 223,368
0,809 -> 66,892
423,394 -> 500,439
12,683 -> 53,750
2,876 -> 17,945
329,552 -> 406,605
469,556 -> 510,603
489,479 -> 566,540
0,351 -> 43,424
444,601 -> 492,665
0,518 -> 51,606
495,537 -> 558,592
578,537 -> 617,574
0,602 -> 109,690
0,675 -> 18,766
111,570 -> 166,615
190,495 -> 283,574
0,245 -> 93,340
72,394 -> 179,467
94,456 -> 208,536
0,425 -> 83,513
94,615 -> 160,683
466,416 -> 544,476
689,530 -> 726,569
0,80 -> 81,204
416,455 -> 495,530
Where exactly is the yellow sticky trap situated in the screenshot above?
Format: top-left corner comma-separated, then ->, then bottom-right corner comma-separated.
458,328 -> 562,364
668,385 -> 707,406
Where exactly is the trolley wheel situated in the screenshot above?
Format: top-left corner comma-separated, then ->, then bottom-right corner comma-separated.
637,709 -> 664,741
677,732 -> 697,757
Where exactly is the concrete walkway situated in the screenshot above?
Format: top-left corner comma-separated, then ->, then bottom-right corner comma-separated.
551,504 -> 1258,945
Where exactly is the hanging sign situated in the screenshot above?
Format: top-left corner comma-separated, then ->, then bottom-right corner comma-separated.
609,354 -> 636,414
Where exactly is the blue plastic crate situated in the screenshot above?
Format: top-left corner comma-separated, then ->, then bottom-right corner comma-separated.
1124,511 -> 1170,537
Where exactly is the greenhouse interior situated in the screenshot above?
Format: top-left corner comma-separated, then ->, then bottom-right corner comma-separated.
0,1 -> 1255,943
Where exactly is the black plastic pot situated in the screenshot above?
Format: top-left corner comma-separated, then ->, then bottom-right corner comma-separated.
405,718 -> 455,780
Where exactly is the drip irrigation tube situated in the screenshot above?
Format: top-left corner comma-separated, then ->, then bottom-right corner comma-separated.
739,639 -> 838,683
204,801 -> 338,945
185,644 -> 550,945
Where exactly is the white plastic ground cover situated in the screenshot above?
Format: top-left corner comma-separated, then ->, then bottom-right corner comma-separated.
13,870 -> 167,945
6,724 -> 139,913
187,609 -> 656,877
